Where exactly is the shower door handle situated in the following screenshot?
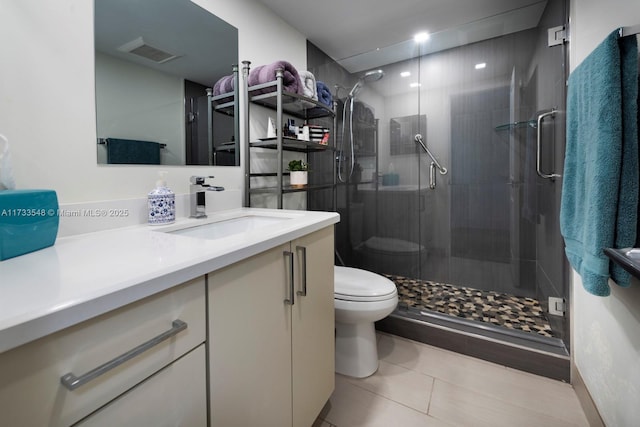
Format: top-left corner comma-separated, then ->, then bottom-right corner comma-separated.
536,109 -> 561,180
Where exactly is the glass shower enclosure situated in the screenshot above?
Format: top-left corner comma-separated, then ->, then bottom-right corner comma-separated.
308,0 -> 569,358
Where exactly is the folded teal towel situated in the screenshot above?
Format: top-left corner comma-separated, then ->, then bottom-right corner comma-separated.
560,30 -> 639,296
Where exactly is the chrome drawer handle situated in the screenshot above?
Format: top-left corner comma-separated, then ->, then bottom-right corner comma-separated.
60,319 -> 188,391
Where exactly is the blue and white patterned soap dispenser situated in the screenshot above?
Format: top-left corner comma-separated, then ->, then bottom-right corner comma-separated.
148,171 -> 175,225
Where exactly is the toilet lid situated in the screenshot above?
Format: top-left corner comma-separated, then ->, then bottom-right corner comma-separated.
334,266 -> 398,302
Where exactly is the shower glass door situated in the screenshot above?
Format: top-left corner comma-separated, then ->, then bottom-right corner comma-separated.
308,0 -> 568,349
381,0 -> 567,346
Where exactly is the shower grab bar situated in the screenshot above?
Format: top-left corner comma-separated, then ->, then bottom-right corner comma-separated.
415,134 -> 448,175
536,109 -> 561,180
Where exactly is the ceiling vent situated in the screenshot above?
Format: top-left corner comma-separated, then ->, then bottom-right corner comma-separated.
117,37 -> 179,64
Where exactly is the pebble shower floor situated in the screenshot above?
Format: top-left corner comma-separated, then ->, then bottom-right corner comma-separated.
386,275 -> 555,338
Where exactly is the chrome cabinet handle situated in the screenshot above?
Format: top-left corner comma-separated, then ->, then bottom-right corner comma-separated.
536,109 -> 561,180
284,251 -> 295,305
296,246 -> 307,297
60,319 -> 188,391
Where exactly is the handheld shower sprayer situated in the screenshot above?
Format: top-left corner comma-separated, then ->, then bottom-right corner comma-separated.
338,69 -> 386,183
347,69 -> 385,98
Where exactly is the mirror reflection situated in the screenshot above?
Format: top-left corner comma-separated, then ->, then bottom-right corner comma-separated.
94,0 -> 239,166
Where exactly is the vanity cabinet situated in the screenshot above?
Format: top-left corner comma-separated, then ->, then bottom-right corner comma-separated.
0,277 -> 206,427
208,226 -> 335,427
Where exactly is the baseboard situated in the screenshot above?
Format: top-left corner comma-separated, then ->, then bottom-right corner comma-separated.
572,362 -> 605,427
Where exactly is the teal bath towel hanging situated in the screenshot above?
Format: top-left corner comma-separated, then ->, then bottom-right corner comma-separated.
560,30 -> 639,296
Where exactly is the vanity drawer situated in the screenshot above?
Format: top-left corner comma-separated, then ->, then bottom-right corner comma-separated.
0,276 -> 206,427
76,345 -> 207,427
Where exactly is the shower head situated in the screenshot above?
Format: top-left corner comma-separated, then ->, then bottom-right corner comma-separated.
362,69 -> 385,83
348,69 -> 385,97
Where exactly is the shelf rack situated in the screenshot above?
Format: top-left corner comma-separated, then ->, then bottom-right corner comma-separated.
242,61 -> 337,209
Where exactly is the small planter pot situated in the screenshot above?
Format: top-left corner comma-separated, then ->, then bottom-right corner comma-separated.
290,171 -> 308,187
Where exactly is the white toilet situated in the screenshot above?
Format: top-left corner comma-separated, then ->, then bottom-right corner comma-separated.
334,266 -> 398,378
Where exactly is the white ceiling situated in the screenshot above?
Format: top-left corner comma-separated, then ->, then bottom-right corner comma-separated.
255,0 -> 548,73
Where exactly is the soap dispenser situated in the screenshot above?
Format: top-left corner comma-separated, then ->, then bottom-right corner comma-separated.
148,171 -> 175,225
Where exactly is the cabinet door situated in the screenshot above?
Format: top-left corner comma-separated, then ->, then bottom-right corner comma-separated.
76,345 -> 207,427
292,226 -> 335,427
209,243 -> 293,427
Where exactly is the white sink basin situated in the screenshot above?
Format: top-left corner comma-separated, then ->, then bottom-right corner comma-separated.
166,214 -> 292,240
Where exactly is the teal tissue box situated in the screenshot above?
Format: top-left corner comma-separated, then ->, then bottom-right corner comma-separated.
0,190 -> 59,261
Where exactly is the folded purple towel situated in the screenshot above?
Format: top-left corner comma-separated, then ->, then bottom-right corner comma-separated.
213,75 -> 235,96
248,60 -> 302,94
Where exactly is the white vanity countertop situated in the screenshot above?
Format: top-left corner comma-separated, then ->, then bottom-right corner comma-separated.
0,208 -> 339,353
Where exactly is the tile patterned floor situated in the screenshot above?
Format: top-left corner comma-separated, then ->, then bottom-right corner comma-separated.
387,275 -> 555,338
315,332 -> 588,427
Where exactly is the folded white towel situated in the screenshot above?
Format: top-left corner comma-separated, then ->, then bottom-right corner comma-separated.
298,70 -> 318,107
0,134 -> 16,190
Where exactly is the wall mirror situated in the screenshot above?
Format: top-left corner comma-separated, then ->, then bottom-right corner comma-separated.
95,0 -> 239,166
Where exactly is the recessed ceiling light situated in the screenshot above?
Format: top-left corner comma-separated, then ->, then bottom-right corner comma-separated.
475,62 -> 487,70
400,71 -> 411,78
414,32 -> 430,43
409,82 -> 421,88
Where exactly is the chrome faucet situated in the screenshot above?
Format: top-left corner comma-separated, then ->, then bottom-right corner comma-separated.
190,176 -> 225,218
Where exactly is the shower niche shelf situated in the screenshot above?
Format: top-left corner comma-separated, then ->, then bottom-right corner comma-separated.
242,62 -> 337,209
494,120 -> 536,131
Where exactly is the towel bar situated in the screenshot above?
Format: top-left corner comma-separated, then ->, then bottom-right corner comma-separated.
97,138 -> 167,149
619,25 -> 640,38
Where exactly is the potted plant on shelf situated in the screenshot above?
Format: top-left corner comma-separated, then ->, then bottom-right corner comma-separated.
288,159 -> 308,188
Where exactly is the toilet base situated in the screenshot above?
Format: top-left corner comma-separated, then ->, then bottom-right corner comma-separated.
335,321 -> 379,378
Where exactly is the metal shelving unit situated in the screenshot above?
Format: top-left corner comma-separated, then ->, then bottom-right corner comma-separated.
207,65 -> 240,166
242,61 -> 337,209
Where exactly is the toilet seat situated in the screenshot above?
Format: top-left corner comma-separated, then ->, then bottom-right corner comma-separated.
334,266 -> 397,302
